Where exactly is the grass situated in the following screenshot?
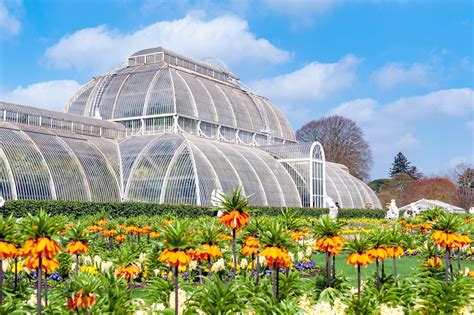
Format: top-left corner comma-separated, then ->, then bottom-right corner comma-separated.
312,253 -> 474,286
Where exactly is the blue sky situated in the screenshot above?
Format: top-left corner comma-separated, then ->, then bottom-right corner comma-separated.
0,0 -> 472,180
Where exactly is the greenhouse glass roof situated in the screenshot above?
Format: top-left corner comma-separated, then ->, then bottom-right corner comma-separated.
0,47 -> 382,209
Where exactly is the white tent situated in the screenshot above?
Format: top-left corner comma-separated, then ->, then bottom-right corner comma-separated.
399,199 -> 465,215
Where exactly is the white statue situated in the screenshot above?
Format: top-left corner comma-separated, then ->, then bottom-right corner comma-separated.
326,196 -> 338,219
211,189 -> 224,217
386,199 -> 399,219
469,207 -> 474,214
0,196 -> 4,208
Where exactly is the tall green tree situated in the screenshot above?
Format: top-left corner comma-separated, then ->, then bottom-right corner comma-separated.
389,152 -> 422,179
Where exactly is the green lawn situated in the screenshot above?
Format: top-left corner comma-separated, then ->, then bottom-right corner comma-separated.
312,253 -> 474,286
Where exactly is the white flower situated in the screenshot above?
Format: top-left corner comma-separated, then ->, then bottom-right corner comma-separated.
2,259 -> 11,272
380,304 -> 404,315
211,258 -> 225,273
288,252 -> 295,262
169,289 -> 187,315
71,262 -> 77,272
297,251 -> 305,262
93,255 -> 102,265
188,260 -> 197,271
240,258 -> 249,270
305,246 -> 313,257
151,303 -> 166,311
138,253 -> 147,263
83,255 -> 92,265
153,269 -> 161,277
100,261 -> 114,273
258,256 -> 266,266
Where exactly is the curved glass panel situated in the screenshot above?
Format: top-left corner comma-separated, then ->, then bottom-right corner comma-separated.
61,137 -> 119,201
0,152 -> 12,199
26,131 -> 89,201
0,127 -> 52,200
145,68 -> 174,116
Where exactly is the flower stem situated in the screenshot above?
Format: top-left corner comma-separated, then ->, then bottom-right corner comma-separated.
0,259 -> 3,305
174,265 -> 178,315
445,247 -> 450,283
37,257 -> 42,315
232,228 -> 237,275
375,258 -> 380,290
357,265 -> 361,300
14,257 -> 18,291
256,255 -> 260,286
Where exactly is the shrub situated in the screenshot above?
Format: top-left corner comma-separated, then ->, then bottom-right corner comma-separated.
0,200 -> 386,219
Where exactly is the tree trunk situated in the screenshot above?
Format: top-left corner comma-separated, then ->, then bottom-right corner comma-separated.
37,257 -> 42,315
174,265 -> 178,315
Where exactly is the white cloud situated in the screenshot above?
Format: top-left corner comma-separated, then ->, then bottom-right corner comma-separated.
0,0 -> 21,37
43,12 -> 290,73
330,98 -> 377,123
330,88 -> 474,177
371,62 -> 433,90
250,55 -> 359,103
0,80 -> 82,111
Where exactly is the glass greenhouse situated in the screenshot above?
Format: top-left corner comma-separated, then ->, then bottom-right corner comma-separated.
0,47 -> 381,209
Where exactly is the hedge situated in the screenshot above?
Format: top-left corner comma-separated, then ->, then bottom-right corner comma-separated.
0,200 -> 386,219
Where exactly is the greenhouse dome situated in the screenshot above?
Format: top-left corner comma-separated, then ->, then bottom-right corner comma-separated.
0,47 -> 382,209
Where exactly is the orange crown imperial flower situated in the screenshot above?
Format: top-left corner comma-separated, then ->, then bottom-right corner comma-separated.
68,290 -> 97,310
385,246 -> 404,258
22,238 -> 60,260
241,246 -> 259,256
116,264 -> 141,281
115,235 -> 126,243
219,210 -> 250,230
432,230 -> 465,248
149,231 -> 160,239
102,229 -> 116,238
315,235 -> 344,254
367,247 -> 388,260
347,252 -> 373,267
260,247 -> 292,268
23,256 -> 59,273
0,241 -> 18,259
66,241 -> 89,255
423,257 -> 442,268
159,249 -> 191,267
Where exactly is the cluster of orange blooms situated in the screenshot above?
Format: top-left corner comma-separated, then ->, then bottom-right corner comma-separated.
400,222 -> 432,233
315,235 -> 344,255
219,210 -> 250,229
67,290 -> 97,311
260,247 -> 292,268
431,230 -> 471,249
159,249 -> 191,267
22,238 -> 61,273
218,233 -> 233,241
65,240 -> 89,255
0,241 -> 18,260
241,236 -> 261,256
188,244 -> 223,262
347,252 -> 373,267
423,257 -> 442,268
116,263 -> 141,281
